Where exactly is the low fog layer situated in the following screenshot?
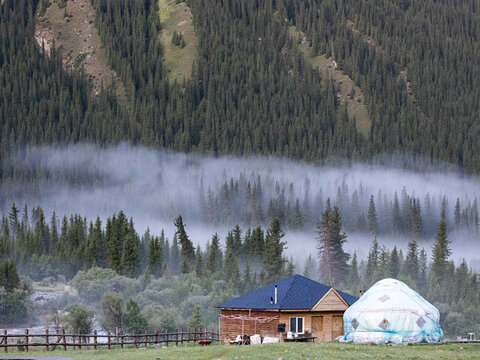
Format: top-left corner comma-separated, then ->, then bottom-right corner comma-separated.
1,144 -> 479,269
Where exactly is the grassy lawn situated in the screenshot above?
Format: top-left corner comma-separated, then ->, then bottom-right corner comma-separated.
2,342 -> 479,359
288,26 -> 371,136
158,0 -> 198,83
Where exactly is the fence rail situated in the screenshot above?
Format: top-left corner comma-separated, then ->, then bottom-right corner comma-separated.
0,328 -> 220,353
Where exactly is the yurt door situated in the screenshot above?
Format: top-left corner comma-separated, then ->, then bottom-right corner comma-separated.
332,315 -> 344,339
312,316 -> 324,342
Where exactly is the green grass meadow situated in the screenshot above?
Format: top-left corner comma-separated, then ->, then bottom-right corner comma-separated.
1,342 -> 479,360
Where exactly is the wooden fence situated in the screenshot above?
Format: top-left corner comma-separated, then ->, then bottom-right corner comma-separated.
0,328 -> 220,353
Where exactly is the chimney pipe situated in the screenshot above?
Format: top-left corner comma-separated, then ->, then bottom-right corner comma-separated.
274,285 -> 278,304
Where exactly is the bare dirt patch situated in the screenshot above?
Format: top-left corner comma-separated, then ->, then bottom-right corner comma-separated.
35,0 -> 125,97
288,26 -> 371,135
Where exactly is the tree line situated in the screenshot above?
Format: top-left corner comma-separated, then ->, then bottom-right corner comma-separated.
0,205 -> 292,290
316,203 -> 480,336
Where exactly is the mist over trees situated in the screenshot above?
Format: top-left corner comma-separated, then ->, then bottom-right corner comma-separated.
0,202 -> 479,336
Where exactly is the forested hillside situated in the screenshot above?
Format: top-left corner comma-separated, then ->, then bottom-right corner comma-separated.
1,0 -> 480,174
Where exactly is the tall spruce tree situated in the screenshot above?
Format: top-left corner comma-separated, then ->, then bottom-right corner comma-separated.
120,232 -> 140,278
368,195 -> 379,236
148,236 -> 163,277
316,206 -> 350,286
206,233 -> 222,274
262,218 -> 286,285
174,216 -> 195,273
430,219 -> 451,293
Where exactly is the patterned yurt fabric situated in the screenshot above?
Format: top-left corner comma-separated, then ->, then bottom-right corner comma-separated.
343,278 -> 443,344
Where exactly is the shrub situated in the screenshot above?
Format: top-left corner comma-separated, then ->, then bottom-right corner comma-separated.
62,304 -> 93,334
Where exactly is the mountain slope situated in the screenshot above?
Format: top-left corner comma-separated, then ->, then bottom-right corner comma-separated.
1,0 -> 480,175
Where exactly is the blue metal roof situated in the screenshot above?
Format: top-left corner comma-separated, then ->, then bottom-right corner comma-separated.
217,274 -> 358,310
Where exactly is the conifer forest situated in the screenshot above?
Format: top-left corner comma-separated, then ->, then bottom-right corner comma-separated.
0,0 -> 480,340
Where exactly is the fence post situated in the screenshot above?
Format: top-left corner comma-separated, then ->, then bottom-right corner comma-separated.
165,329 -> 168,347
154,330 -> 158,345
93,330 -> 97,350
176,329 -> 178,346
193,327 -> 196,342
25,329 -> 29,352
62,329 -> 66,351
121,332 -> 124,349
3,329 -> 7,353
78,329 -> 81,350
204,327 -> 207,340
144,331 -> 147,348
45,329 -> 49,351
133,331 -> 136,348
180,329 -> 183,345
107,331 -> 111,350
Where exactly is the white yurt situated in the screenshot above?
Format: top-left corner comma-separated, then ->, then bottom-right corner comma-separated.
343,278 -> 443,344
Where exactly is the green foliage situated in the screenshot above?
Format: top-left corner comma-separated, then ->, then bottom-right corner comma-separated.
62,304 -> 94,334
71,267 -> 140,303
262,218 -> 287,285
174,216 -> 195,273
123,299 -> 148,334
148,236 -> 163,277
187,305 -> 203,329
144,304 -> 176,332
0,288 -> 32,325
316,206 -> 350,286
99,292 -> 124,332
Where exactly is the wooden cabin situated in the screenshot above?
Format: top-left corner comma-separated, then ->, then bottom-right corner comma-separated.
216,275 -> 358,343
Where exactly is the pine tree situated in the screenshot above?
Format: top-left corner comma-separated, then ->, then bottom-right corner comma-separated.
349,251 -> 360,294
120,233 -> 140,277
454,198 -> 462,228
169,234 -> 181,275
224,247 -> 240,285
302,254 -> 316,279
418,248 -> 428,294
4,260 -> 20,292
262,218 -> 286,285
404,240 -> 419,286
316,206 -> 350,286
148,236 -> 163,277
194,245 -> 204,277
430,219 -> 451,290
368,195 -> 378,236
365,237 -> 379,284
188,305 -> 204,330
174,216 -> 195,273
390,246 -> 400,278
243,263 -> 254,293
123,300 -> 147,334
206,233 -> 222,274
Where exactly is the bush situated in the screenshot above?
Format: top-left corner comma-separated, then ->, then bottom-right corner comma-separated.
62,304 -> 93,334
0,288 -> 32,325
71,267 -> 140,303
99,292 -> 123,332
144,304 -> 177,332
123,300 -> 147,334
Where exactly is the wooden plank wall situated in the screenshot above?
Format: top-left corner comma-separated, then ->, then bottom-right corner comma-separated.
221,310 -> 279,342
279,312 -> 345,342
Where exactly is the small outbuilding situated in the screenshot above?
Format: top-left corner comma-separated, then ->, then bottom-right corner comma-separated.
343,278 -> 443,344
216,274 -> 358,343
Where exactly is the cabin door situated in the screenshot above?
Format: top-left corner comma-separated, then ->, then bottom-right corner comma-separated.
311,316 -> 324,342
332,315 -> 344,339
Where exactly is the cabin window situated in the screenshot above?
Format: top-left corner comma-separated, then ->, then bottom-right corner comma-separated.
289,317 -> 304,334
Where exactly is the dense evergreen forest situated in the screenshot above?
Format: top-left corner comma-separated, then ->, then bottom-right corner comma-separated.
2,0 -> 480,177
0,205 -> 478,336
